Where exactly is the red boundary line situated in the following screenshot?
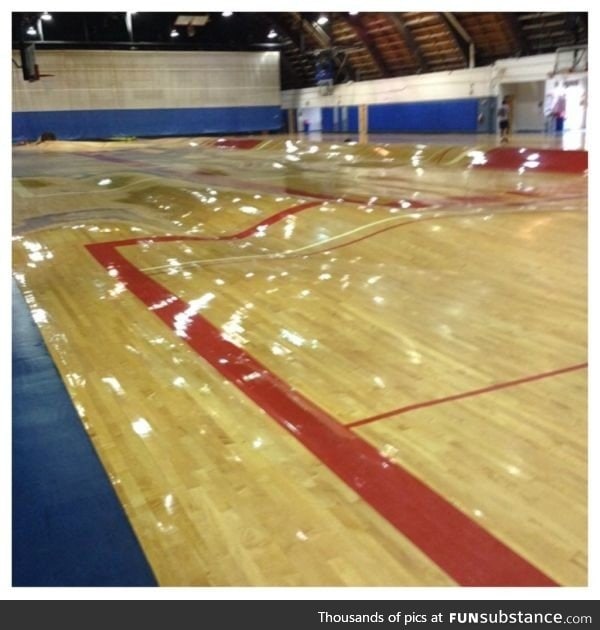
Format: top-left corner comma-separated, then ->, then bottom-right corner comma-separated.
75,144 -> 589,175
84,201 -> 560,586
73,147 -> 586,213
347,363 -> 588,429
73,150 -> 431,209
478,148 -> 588,175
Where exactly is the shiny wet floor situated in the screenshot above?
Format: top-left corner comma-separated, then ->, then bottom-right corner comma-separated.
313,130 -> 588,151
12,135 -> 587,586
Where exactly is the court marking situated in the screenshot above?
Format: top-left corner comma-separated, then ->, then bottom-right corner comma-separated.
479,147 -> 588,174
70,149 -> 586,214
137,202 -> 582,276
347,363 -> 588,429
139,213 -> 429,273
73,149 -> 432,209
209,139 -> 589,175
85,201 -> 561,586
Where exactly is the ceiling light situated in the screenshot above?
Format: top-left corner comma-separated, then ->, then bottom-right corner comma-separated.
26,26 -> 37,35
317,16 -> 328,25
170,28 -> 179,38
267,29 -> 277,39
349,12 -> 358,16
175,15 -> 208,26
41,12 -> 52,21
222,12 -> 233,17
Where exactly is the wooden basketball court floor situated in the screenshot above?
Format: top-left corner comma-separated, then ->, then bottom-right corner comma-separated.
12,135 -> 587,586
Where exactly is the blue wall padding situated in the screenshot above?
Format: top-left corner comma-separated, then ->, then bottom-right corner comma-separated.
12,105 -> 282,142
320,106 -> 359,133
347,106 -> 358,133
368,98 -> 480,133
321,108 -> 334,132
12,282 -> 157,586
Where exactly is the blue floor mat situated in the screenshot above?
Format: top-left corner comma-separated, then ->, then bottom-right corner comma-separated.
12,281 -> 157,586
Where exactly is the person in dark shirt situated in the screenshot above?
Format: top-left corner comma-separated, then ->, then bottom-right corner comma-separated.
497,98 -> 510,143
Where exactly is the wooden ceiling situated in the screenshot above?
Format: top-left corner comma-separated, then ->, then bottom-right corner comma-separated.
270,11 -> 588,88
13,12 -> 588,90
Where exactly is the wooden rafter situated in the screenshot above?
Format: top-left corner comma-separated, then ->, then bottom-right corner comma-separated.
341,14 -> 391,78
288,13 -> 358,85
438,12 -> 469,66
503,13 -> 530,56
265,14 -> 313,85
387,12 -> 428,73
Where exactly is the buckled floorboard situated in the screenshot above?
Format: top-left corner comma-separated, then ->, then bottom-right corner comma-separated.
12,134 -> 587,586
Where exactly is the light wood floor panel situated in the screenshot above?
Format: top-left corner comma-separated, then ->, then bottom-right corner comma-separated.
12,228 -> 454,586
12,137 -> 587,586
118,210 -> 586,423
355,369 -> 587,585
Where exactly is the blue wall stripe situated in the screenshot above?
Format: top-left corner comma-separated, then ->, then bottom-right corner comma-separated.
321,108 -> 334,132
12,105 -> 283,142
12,282 -> 157,586
368,98 -> 480,133
347,107 -> 358,133
320,99 -> 482,134
320,106 -> 359,134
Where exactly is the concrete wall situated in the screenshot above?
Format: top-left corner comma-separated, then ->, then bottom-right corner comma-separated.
282,66 -> 493,110
13,49 -> 586,141
12,49 -> 282,141
282,53 -> 582,135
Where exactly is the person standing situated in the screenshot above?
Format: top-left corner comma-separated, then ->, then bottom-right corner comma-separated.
497,97 -> 510,143
552,93 -> 567,133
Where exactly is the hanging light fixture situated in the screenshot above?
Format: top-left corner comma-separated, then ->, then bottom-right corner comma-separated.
26,25 -> 37,36
317,15 -> 328,26
170,28 -> 179,38
267,29 -> 277,39
41,12 -> 52,21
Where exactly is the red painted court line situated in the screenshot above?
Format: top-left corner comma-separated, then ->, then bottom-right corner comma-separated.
84,210 -> 559,586
74,149 -> 431,210
213,138 -> 263,149
230,201 -> 325,239
476,147 -> 588,175
347,363 -> 588,429
74,148 -> 586,214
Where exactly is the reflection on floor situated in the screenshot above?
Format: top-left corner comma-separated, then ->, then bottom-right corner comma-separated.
12,135 -> 587,586
309,131 -> 588,151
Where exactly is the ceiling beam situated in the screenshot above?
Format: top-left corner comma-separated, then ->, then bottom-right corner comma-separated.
503,13 -> 530,56
387,12 -> 428,73
287,12 -> 357,84
291,12 -> 330,48
256,13 -> 313,86
438,12 -> 472,67
267,14 -> 303,49
341,14 -> 391,78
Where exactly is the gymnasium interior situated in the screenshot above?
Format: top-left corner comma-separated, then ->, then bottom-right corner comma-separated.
11,10 -> 588,588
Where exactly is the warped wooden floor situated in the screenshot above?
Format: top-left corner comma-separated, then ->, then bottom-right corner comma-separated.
12,135 -> 587,586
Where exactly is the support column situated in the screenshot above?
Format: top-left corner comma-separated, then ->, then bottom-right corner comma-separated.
358,104 -> 368,144
287,109 -> 296,135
